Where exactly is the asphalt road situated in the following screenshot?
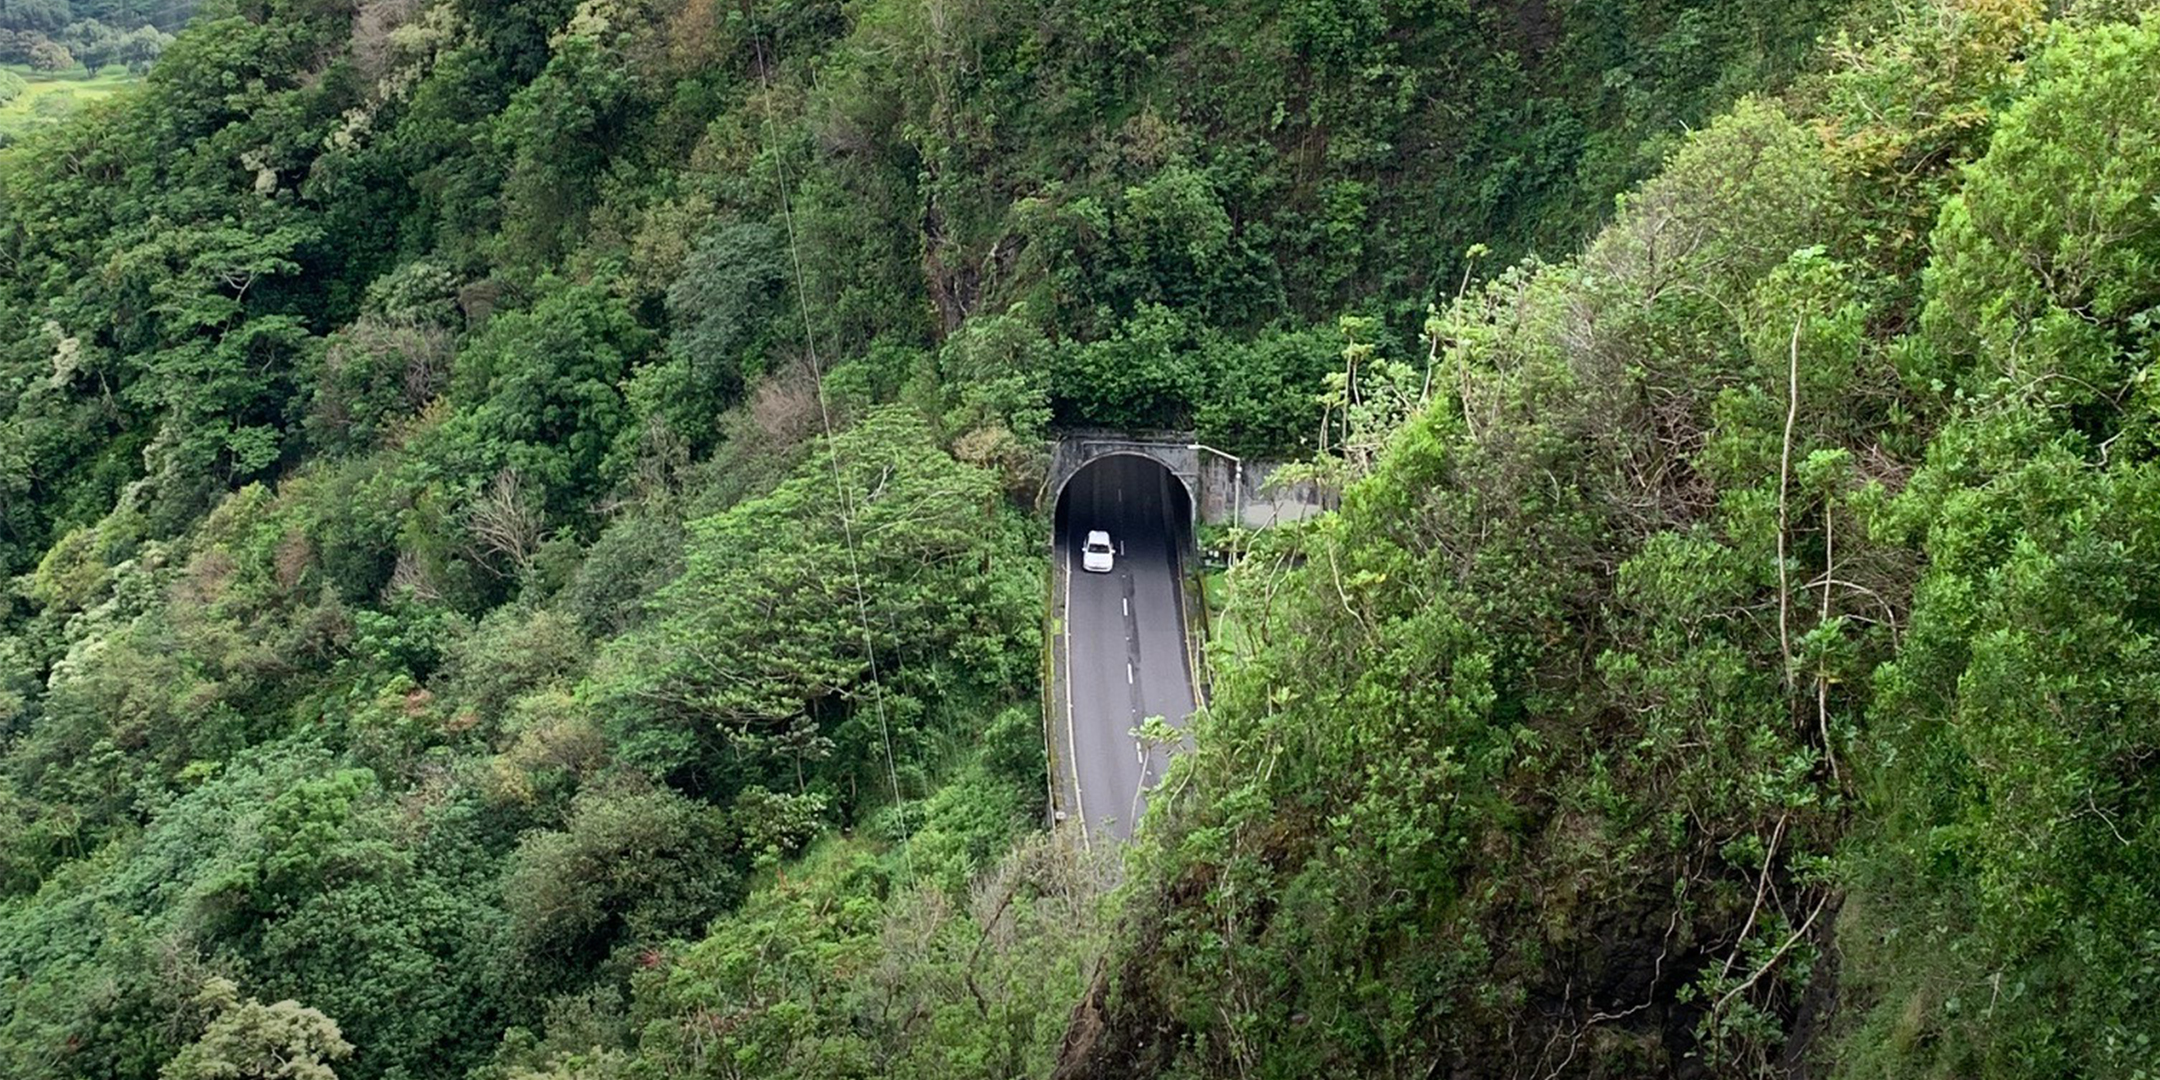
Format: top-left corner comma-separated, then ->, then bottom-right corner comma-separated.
1053,454 -> 1197,842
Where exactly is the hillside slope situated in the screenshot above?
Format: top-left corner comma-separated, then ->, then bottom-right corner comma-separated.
3,0 -> 2155,1078
1057,3 -> 2160,1076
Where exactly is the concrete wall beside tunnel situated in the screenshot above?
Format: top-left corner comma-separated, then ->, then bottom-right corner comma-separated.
1194,456 -> 1335,529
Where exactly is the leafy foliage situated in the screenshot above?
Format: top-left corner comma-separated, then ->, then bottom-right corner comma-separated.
1051,8 -> 2160,1080
4,0 -> 2153,1078
161,978 -> 352,1080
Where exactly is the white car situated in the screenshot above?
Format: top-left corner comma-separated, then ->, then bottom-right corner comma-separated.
1081,530 -> 1115,573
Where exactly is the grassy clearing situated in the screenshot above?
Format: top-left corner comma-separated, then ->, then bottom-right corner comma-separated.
0,65 -> 136,145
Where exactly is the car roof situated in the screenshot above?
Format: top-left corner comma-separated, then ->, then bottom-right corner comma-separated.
1085,530 -> 1111,544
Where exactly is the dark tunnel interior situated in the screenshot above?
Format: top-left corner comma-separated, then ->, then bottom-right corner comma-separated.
1053,454 -> 1195,564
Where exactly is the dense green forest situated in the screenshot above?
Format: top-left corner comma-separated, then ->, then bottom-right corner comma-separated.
0,0 -> 2154,1076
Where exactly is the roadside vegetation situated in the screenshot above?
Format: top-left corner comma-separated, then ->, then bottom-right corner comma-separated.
0,0 -> 2152,1078
1077,4 -> 2160,1076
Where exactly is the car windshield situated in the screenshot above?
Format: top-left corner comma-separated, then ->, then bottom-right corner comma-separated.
1086,540 -> 1110,552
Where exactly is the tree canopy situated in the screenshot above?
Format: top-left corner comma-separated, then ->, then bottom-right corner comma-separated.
0,0 -> 2155,1078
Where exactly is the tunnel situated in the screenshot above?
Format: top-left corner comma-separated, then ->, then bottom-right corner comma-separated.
1053,453 -> 1195,566
1050,452 -> 1198,839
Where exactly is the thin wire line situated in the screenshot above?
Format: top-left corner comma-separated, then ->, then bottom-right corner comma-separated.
751,31 -> 913,877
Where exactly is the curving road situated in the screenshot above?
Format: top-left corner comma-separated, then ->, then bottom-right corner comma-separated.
1051,454 -> 1198,843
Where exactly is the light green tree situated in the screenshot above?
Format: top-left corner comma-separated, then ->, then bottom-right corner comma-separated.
161,978 -> 353,1080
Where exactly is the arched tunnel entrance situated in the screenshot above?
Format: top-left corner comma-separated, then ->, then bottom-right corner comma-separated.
1049,452 -> 1197,840
1052,453 -> 1195,567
